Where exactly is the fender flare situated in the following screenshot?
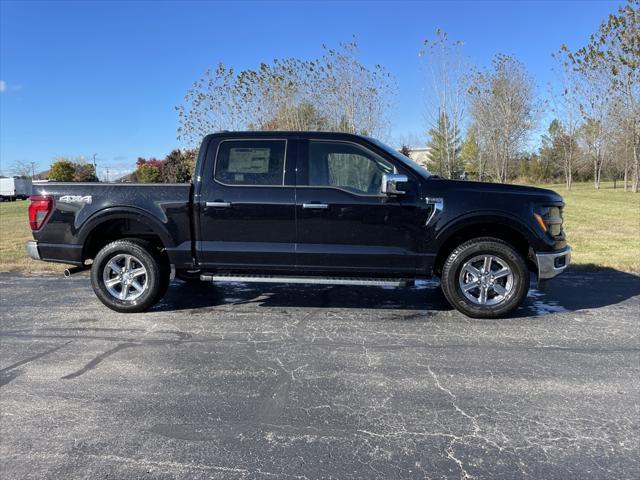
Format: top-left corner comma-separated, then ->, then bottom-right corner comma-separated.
434,211 -> 537,251
76,207 -> 175,251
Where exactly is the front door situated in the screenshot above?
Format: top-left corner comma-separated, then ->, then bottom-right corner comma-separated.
197,137 -> 296,270
295,139 -> 427,275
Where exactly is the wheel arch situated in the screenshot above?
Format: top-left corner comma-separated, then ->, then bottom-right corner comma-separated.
433,214 -> 537,276
79,208 -> 174,262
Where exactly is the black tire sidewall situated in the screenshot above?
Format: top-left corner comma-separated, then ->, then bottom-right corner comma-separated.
442,238 -> 529,318
91,240 -> 162,313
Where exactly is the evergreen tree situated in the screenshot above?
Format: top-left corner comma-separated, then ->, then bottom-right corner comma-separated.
427,111 -> 462,178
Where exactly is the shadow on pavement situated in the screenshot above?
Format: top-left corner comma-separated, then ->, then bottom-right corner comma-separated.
529,267 -> 640,311
153,268 -> 640,317
154,279 -> 451,313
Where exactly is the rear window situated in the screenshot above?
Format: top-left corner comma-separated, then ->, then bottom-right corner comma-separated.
215,140 -> 286,186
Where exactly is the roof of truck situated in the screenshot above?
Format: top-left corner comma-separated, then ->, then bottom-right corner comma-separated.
207,131 -> 371,140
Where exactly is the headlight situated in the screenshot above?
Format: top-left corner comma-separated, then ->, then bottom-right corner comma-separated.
534,206 -> 564,238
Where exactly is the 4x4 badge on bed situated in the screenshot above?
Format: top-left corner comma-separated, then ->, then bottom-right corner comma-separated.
58,195 -> 92,204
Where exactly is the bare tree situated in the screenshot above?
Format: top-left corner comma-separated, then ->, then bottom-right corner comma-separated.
469,55 -> 536,183
550,56 -> 583,190
176,39 -> 395,145
557,0 -> 638,190
601,0 -> 639,192
420,29 -> 467,178
176,64 -> 251,146
608,97 -> 636,189
11,160 -> 32,178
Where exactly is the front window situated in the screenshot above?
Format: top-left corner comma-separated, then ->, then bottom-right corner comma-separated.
367,137 -> 432,179
215,140 -> 286,186
308,141 -> 394,195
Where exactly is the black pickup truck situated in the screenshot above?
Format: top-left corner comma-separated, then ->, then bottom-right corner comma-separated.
26,131 -> 570,318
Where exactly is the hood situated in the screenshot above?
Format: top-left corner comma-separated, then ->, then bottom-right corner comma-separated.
428,178 -> 564,203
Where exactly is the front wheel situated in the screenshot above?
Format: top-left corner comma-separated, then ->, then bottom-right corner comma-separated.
91,239 -> 168,313
440,237 -> 530,318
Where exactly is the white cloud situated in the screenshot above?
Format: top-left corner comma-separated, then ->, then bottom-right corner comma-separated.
0,81 -> 22,93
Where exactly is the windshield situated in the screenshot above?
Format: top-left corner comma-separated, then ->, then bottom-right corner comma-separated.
366,137 -> 432,179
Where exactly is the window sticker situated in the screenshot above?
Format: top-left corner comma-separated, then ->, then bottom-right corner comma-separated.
228,148 -> 270,173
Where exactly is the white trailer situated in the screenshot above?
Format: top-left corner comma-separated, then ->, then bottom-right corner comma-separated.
0,178 -> 33,201
14,178 -> 33,199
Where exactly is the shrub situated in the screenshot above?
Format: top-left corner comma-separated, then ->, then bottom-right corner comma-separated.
49,160 -> 76,182
136,164 -> 162,183
74,163 -> 98,182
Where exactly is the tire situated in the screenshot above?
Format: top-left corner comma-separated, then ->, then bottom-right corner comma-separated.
120,238 -> 171,301
91,239 -> 168,313
440,237 -> 529,319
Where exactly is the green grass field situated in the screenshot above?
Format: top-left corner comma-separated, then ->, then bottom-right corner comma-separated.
546,182 -> 640,272
1,182 -> 638,273
0,199 -> 66,273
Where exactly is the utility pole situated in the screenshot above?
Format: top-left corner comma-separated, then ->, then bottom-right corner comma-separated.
105,167 -> 110,182
92,154 -> 98,182
30,162 -> 35,179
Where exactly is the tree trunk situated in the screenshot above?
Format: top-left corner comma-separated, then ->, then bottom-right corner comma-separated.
594,152 -> 602,190
633,142 -> 639,193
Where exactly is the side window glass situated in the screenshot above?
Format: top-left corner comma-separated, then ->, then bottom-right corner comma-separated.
215,140 -> 286,186
308,141 -> 394,194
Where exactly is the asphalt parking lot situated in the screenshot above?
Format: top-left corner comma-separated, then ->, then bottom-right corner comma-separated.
1,270 -> 639,479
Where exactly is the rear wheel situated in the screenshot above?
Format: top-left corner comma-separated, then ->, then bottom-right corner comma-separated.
91,239 -> 168,313
440,237 -> 529,318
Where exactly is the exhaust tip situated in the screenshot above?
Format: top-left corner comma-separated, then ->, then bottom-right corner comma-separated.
63,269 -> 72,278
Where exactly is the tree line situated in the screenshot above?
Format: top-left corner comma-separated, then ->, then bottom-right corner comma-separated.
409,0 -> 637,191
39,1 -> 637,190
444,0 -> 638,191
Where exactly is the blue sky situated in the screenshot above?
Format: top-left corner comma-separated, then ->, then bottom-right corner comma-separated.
0,0 -> 623,178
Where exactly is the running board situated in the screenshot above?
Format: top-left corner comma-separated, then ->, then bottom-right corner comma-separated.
199,274 -> 413,287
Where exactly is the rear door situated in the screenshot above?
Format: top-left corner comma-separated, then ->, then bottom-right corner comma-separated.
196,137 -> 297,270
295,139 -> 425,275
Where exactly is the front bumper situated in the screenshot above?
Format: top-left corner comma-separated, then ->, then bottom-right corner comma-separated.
536,246 -> 571,280
26,240 -> 41,260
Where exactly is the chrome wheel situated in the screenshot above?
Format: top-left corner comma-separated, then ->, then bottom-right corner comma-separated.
102,254 -> 148,301
458,254 -> 514,306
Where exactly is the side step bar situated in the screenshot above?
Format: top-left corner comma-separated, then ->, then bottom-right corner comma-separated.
200,274 -> 413,287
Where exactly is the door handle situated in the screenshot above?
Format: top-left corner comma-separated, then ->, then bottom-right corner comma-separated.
205,201 -> 231,208
302,203 -> 329,209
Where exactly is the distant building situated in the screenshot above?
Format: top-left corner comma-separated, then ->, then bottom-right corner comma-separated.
114,172 -> 136,183
407,147 -> 431,168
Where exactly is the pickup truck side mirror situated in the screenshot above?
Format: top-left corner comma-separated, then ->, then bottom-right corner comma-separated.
381,173 -> 409,195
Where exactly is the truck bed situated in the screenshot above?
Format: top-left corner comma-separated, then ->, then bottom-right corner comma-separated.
31,182 -> 193,266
